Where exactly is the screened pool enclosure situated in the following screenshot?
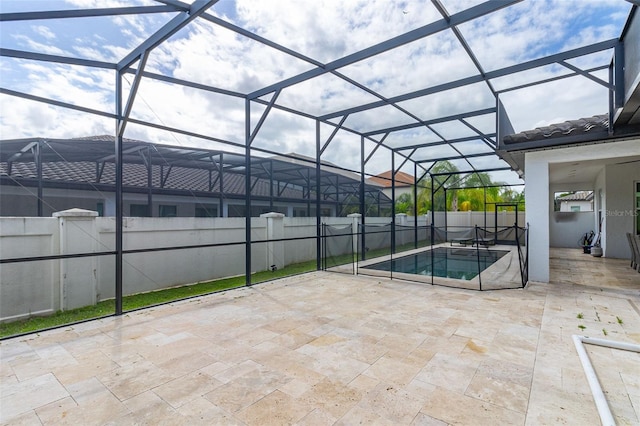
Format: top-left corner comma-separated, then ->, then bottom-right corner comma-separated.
0,1 -> 634,334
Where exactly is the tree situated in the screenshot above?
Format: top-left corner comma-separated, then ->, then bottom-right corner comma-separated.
415,161 -> 459,213
394,193 -> 413,214
415,165 -> 519,212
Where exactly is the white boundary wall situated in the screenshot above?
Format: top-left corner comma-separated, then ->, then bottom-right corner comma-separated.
1,210 -> 525,322
430,211 -> 525,228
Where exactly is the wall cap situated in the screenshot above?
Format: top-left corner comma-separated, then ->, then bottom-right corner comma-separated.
260,212 -> 285,218
53,208 -> 99,218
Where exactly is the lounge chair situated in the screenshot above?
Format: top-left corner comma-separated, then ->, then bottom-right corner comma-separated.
473,237 -> 495,247
450,237 -> 473,246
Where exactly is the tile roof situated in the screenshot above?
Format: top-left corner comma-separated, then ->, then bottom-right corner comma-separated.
367,170 -> 415,188
556,191 -> 594,201
0,160 -> 304,199
0,136 -> 389,204
502,115 -> 609,145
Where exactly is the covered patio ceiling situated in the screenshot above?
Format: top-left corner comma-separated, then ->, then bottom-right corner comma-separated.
549,154 -> 640,186
0,0 -> 638,187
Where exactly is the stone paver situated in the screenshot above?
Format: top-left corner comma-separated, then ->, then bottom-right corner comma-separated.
0,249 -> 638,425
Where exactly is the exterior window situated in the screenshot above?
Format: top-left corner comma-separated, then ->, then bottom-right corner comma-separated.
96,202 -> 104,216
195,205 -> 217,217
570,206 -> 580,212
159,205 -> 177,217
130,204 -> 149,217
293,208 -> 308,217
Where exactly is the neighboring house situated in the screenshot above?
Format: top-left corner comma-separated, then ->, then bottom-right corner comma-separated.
367,170 -> 415,201
496,8 -> 640,283
556,191 -> 594,212
0,136 -> 390,218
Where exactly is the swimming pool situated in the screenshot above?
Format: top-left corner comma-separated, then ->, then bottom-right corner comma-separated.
361,247 -> 509,280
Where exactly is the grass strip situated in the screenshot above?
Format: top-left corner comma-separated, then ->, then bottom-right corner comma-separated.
0,260 -> 316,339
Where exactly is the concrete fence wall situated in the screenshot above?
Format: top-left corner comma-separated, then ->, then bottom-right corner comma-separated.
1,209 -> 525,323
429,211 -> 526,228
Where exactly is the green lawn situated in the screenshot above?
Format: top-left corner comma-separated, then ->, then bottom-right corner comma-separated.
0,260 -> 317,339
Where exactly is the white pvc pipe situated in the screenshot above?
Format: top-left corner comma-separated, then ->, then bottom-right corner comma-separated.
572,335 -> 640,426
579,335 -> 640,353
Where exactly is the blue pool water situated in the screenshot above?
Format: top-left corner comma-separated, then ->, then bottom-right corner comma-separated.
363,247 -> 509,280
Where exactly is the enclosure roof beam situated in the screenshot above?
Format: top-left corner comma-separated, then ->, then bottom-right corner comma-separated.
558,61 -> 612,89
0,5 -> 180,21
364,133 -> 389,165
118,0 -> 218,71
0,48 -> 115,69
118,51 -> 150,137
415,152 -> 496,164
319,115 -> 349,156
363,107 -> 496,136
432,0 -> 497,97
201,14 -> 324,68
495,65 -> 609,94
430,166 -> 511,177
321,38 -> 617,121
249,89 -> 281,145
0,87 -> 116,118
459,119 -> 496,148
6,141 -> 38,162
154,0 -> 192,10
247,0 -> 520,99
446,182 -> 524,191
394,134 -> 496,151
126,70 -> 245,98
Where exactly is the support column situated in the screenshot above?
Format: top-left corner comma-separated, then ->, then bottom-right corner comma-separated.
315,120 -> 322,271
391,152 -> 396,254
36,141 -> 43,217
360,136 -> 366,260
245,99 -> 252,285
525,154 -> 550,282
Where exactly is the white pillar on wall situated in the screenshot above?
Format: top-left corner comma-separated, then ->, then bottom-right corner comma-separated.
53,208 -> 99,310
525,155 -> 550,283
348,213 -> 362,258
261,212 -> 285,270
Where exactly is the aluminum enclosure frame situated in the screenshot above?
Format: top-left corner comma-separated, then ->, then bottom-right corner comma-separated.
0,1 -> 634,319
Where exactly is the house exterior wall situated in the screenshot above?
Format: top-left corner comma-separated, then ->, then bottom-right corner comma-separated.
381,186 -> 412,200
0,185 -> 338,218
525,138 -> 640,283
549,212 -> 595,248
559,200 -> 592,212
604,162 -> 640,258
550,181 -> 596,249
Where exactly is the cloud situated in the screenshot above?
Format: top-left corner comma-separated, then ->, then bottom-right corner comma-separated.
10,34 -> 69,56
32,25 -> 56,40
0,0 -> 632,184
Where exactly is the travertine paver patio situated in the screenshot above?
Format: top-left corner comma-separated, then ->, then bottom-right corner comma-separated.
1,249 -> 639,425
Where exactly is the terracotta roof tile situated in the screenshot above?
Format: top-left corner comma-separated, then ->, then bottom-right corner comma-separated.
367,170 -> 414,187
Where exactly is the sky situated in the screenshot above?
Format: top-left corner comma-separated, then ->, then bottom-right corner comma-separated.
0,0 -> 634,185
